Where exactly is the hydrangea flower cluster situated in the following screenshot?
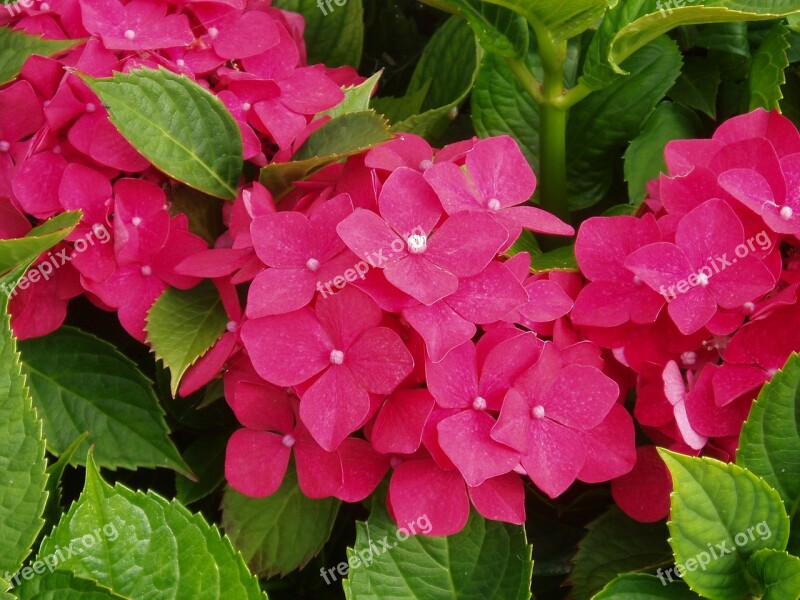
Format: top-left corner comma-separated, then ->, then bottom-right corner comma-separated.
4,0 -> 800,537
575,109 -> 800,521
1,0 -> 355,341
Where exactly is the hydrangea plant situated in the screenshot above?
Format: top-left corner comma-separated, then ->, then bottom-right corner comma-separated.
2,1 -> 800,599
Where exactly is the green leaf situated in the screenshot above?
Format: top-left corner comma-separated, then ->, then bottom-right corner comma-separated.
175,432 -> 228,506
146,281 -> 229,397
0,211 -> 81,277
78,67 -> 242,199
472,51 -> 541,171
452,0 -> 528,58
668,57 -> 721,118
372,82 -> 430,123
747,549 -> 800,599
749,23 -> 790,111
38,453 -> 266,599
343,503 -> 532,600
273,0 -> 363,68
19,326 -> 189,476
0,27 -> 80,86
259,110 -> 391,197
391,16 -> 481,139
221,468 -> 340,578
568,36 -> 683,210
570,506 -> 672,600
658,450 -> 791,600
479,0 -> 611,42
0,295 -> 48,577
41,432 -> 89,540
591,573 -> 701,598
624,102 -> 702,205
12,571 -> 126,599
318,72 -> 382,119
530,245 -> 579,273
582,1 -> 800,90
738,353 -> 800,555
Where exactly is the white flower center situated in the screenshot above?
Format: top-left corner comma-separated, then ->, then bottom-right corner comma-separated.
743,301 -> 755,314
697,273 -> 710,287
131,216 -> 142,227
407,234 -> 427,254
40,2 -> 50,9
532,405 -> 545,419
208,27 -> 219,38
0,141 -> 9,152
472,396 -> 487,411
780,205 -> 794,220
487,198 -> 502,211
85,102 -> 96,113
419,159 -> 433,171
176,59 -> 186,67
140,265 -> 152,276
242,102 -> 252,112
633,275 -> 642,286
680,351 -> 697,366
281,434 -> 295,448
226,320 -> 238,333
330,349 -> 345,365
124,29 -> 136,40
306,258 -> 320,272
52,144 -> 62,155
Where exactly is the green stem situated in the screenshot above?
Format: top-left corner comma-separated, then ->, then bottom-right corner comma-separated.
537,34 -> 570,225
505,57 -> 545,105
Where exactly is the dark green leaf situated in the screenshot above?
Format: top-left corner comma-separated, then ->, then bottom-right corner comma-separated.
452,0 -> 528,58
624,102 -> 702,205
175,432 -> 228,506
19,327 -> 189,475
668,57 -> 721,118
222,468 -> 340,578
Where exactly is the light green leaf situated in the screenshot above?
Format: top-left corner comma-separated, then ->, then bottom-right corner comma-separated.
259,110 -> 391,197
78,67 -> 242,199
12,571 -> 126,599
0,295 -> 48,577
19,326 -> 189,476
0,27 -> 80,86
343,503 -> 532,600
452,0 -> 528,58
624,102 -> 702,205
221,468 -> 340,578
319,71 -> 382,119
38,453 -> 265,599
391,16 -> 481,139
175,432 -> 228,506
479,0 -> 611,42
570,506 -> 672,600
273,0 -> 363,68
568,36 -> 683,209
668,57 -> 721,118
591,573 -> 701,599
658,450 -> 791,600
530,245 -> 579,273
0,211 -> 81,277
749,23 -> 790,111
582,0 -> 800,90
737,353 -> 800,555
747,549 -> 800,599
146,281 -> 229,397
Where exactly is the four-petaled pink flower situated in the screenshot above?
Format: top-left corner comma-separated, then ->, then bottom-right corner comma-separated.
240,286 -> 413,451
